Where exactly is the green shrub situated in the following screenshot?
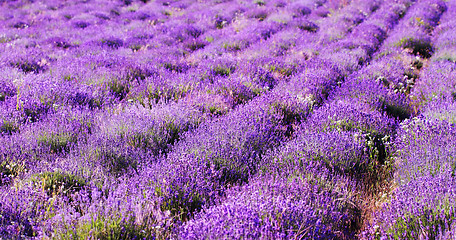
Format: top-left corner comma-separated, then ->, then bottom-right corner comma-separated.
37,132 -> 76,153
31,171 -> 87,196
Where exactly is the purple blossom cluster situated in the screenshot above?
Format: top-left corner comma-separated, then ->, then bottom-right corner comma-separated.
1,0 -> 454,239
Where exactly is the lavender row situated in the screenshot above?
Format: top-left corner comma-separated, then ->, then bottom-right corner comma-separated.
411,0 -> 456,108
275,0 -> 449,238
366,105 -> 456,239
181,173 -> 359,239
365,0 -> 455,238
338,0 -> 447,120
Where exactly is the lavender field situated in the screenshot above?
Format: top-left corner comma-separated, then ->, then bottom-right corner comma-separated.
1,0 -> 455,239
